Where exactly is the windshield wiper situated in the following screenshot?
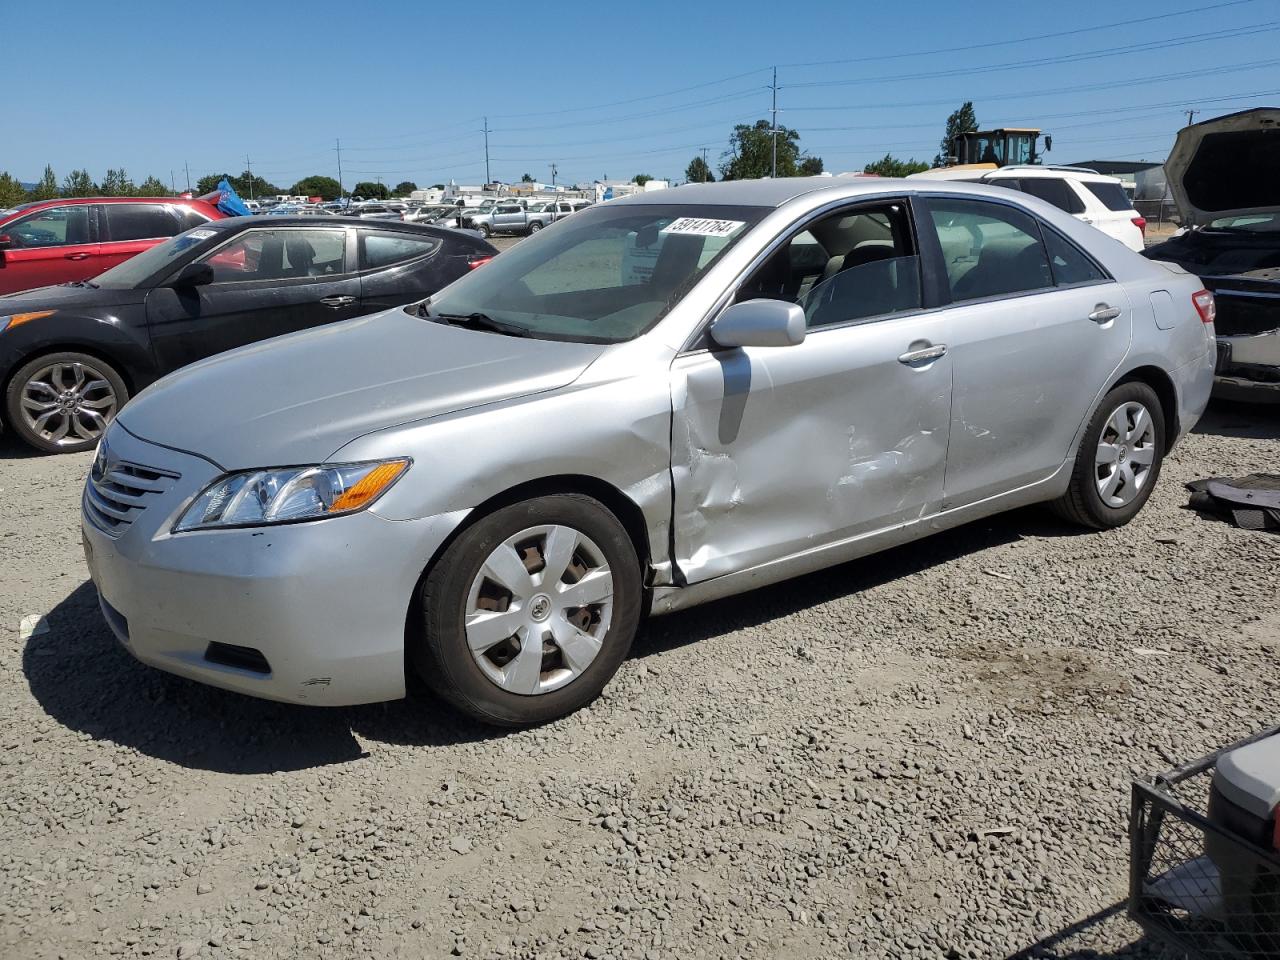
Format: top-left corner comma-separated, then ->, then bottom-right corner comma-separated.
429,311 -> 529,337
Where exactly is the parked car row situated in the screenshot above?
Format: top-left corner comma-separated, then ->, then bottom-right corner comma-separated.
465,198 -> 592,236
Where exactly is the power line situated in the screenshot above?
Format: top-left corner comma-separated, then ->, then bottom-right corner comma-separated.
776,0 -> 1261,68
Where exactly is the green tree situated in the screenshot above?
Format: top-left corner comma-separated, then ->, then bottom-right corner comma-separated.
195,173 -> 229,195
228,170 -> 277,200
684,155 -> 714,183
394,180 -> 418,195
291,175 -> 343,200
720,120 -> 812,180
862,154 -> 929,178
935,101 -> 978,167
798,156 -> 825,176
430,183 -> 445,190
632,174 -> 653,186
520,173 -> 535,183
61,169 -> 98,197
352,180 -> 389,200
0,172 -> 27,207
137,175 -> 172,197
101,168 -> 135,197
31,165 -> 59,200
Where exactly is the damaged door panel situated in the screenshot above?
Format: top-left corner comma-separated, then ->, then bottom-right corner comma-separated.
669,313 -> 952,585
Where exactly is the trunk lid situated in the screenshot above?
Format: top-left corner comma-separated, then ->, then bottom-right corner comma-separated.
1165,107 -> 1280,227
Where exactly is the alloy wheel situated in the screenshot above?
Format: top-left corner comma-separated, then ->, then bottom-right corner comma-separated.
464,524 -> 614,696
18,360 -> 118,447
1095,400 -> 1157,508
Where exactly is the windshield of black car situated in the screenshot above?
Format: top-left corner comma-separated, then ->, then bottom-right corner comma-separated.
417,203 -> 766,343
89,226 -> 223,288
1206,213 -> 1280,233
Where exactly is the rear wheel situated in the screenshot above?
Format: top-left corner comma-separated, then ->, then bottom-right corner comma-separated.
4,352 -> 127,454
1051,381 -> 1165,529
413,494 -> 642,727
528,221 -> 542,234
478,223 -> 492,238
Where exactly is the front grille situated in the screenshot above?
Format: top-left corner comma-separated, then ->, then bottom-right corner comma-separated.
1213,291 -> 1280,337
83,458 -> 180,538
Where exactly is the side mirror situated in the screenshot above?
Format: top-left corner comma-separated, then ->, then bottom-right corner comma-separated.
710,299 -> 806,349
172,261 -> 214,287
0,234 -> 11,250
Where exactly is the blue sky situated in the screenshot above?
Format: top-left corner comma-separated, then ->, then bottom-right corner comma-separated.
5,0 -> 1279,189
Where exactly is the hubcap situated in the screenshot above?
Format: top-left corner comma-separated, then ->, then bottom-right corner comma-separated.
464,524 -> 614,696
1095,400 -> 1157,508
19,361 -> 117,446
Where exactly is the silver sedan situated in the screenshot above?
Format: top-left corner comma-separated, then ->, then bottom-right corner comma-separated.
81,177 -> 1216,726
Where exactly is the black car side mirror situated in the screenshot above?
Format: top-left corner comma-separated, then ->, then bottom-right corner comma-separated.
173,262 -> 214,287
0,234 -> 12,250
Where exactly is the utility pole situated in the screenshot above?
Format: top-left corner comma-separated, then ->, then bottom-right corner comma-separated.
482,117 -> 491,185
245,154 -> 254,200
170,170 -> 176,193
770,66 -> 779,179
701,147 -> 709,182
549,162 -> 557,190
184,161 -> 191,193
1184,108 -> 1200,126
335,138 -> 345,200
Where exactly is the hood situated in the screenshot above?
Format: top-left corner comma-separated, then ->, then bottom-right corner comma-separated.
1165,108 -> 1280,227
118,308 -> 605,470
0,282 -> 147,312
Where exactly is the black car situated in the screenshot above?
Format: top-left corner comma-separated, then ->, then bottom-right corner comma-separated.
0,217 -> 497,452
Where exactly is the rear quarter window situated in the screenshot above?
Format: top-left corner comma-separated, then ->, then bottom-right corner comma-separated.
1083,181 -> 1134,212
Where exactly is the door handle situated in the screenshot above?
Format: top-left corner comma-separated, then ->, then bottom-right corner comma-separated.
898,344 -> 947,365
319,295 -> 356,308
64,253 -> 90,261
1088,303 -> 1121,323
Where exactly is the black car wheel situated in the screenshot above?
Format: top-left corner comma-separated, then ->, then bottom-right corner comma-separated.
4,351 -> 128,454
1051,381 -> 1165,529
413,494 -> 642,727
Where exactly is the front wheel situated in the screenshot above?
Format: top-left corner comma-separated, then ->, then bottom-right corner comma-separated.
4,351 -> 128,454
478,223 -> 492,238
1051,381 -> 1165,529
413,494 -> 642,727
527,221 -> 542,234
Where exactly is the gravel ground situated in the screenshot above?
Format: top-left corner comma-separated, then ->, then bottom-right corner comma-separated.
1,399 -> 1277,960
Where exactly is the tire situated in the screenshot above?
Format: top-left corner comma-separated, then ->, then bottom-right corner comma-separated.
4,351 -> 128,454
527,221 -> 542,234
413,494 -> 642,727
478,223 -> 492,238
1051,381 -> 1165,529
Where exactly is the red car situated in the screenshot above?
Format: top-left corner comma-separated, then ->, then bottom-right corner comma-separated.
0,196 -> 224,296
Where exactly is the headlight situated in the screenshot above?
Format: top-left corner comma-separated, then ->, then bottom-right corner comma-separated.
173,459 -> 410,532
0,310 -> 56,334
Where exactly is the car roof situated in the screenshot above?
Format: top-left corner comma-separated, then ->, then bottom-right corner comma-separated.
207,216 -> 466,237
614,177 -> 902,207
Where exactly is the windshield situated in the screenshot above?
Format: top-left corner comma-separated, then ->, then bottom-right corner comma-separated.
1206,213 -> 1280,233
419,202 -> 766,343
91,226 -> 223,289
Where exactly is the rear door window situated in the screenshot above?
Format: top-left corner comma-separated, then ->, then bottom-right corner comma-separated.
1082,181 -> 1133,211
104,204 -> 184,241
360,232 -> 442,270
1041,227 -> 1108,286
926,197 -> 1053,302
1017,178 -> 1085,214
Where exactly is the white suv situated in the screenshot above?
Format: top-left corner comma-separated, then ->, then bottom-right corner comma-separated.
909,165 -> 1145,252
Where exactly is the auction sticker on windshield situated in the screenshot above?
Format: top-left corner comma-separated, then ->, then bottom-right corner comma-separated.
660,217 -> 745,238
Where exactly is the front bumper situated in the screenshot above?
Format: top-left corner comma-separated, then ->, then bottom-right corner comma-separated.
81,424 -> 464,706
1215,330 -> 1280,402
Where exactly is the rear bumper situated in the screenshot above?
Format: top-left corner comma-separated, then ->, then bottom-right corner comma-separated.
1214,329 -> 1280,402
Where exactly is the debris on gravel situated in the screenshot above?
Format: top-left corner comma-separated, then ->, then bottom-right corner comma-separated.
1,401 -> 1276,959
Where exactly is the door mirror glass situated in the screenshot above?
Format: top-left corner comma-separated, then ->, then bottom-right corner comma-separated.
0,234 -> 10,250
172,261 -> 214,287
710,299 -> 806,348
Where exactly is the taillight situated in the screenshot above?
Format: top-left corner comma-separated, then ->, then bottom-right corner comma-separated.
1131,216 -> 1146,234
1192,289 -> 1216,324
467,256 -> 493,270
